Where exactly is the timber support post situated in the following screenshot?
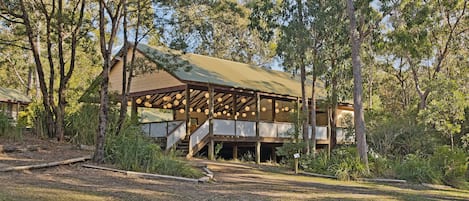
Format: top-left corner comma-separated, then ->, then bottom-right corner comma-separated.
255,93 -> 261,164
208,85 -> 215,160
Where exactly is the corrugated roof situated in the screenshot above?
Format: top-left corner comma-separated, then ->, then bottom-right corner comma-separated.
0,87 -> 31,104
137,44 -> 325,99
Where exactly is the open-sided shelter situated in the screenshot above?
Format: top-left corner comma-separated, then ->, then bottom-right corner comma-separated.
103,44 -> 354,162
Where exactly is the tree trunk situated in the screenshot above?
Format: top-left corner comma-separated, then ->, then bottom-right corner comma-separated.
346,0 -> 368,168
310,75 -> 317,157
331,72 -> 338,149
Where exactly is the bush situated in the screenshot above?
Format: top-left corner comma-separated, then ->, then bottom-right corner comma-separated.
105,124 -> 203,178
0,112 -> 22,140
430,146 -> 468,189
303,147 -> 369,180
395,153 -> 442,184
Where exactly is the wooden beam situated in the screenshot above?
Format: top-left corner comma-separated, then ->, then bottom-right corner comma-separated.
0,156 -> 91,172
233,144 -> 238,160
129,85 -> 187,97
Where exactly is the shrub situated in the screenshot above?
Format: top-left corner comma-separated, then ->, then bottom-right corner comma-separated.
395,153 -> 442,184
105,124 -> 203,178
303,147 -> 369,180
0,112 -> 22,140
430,146 -> 468,189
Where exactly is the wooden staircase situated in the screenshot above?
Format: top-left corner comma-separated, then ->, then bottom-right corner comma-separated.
174,138 -> 190,156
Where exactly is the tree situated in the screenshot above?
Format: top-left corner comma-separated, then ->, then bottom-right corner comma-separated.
0,0 -> 91,141
384,0 -> 467,110
346,0 -> 368,167
95,0 -> 125,163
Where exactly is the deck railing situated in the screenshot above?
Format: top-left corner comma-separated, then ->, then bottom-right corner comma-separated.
141,121 -> 183,138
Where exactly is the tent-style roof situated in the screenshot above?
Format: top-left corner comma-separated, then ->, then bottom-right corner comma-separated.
136,44 -> 325,99
0,87 -> 31,104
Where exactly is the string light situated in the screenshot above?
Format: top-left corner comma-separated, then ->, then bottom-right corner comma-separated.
241,97 -> 247,103
196,108 -> 201,113
175,94 -> 182,100
145,95 -> 151,99
179,108 -> 185,113
173,100 -> 180,106
242,113 -> 247,117
205,92 -> 210,98
136,98 -> 142,104
224,105 -> 229,109
217,97 -> 222,102
261,107 -> 266,112
245,106 -> 250,111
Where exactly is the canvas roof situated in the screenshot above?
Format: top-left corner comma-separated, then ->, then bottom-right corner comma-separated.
0,87 -> 31,104
136,44 -> 325,99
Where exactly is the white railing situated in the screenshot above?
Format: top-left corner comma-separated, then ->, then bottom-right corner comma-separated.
236,120 -> 256,137
213,119 -> 235,135
308,126 -> 328,140
189,120 -> 210,149
141,121 -> 184,138
336,128 -> 354,143
166,123 -> 186,150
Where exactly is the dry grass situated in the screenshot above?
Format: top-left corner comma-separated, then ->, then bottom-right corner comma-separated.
1,135 -> 469,201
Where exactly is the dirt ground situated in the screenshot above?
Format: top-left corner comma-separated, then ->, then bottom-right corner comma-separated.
1,135 -> 469,201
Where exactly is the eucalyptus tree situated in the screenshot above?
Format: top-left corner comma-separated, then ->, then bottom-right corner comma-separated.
250,0 -> 316,154
158,0 -> 274,66
384,0 -> 467,110
0,0 -> 92,141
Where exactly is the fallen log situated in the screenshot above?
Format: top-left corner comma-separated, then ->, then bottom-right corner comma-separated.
0,156 -> 92,172
82,164 -> 201,183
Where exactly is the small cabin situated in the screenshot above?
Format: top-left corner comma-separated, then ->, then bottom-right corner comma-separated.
0,87 -> 31,121
105,44 -> 354,162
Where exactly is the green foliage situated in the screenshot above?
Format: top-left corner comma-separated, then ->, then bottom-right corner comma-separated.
0,112 -> 22,140
276,142 -> 305,166
105,124 -> 203,178
367,111 -> 441,156
395,153 -> 442,184
214,143 -> 223,160
303,147 -> 369,181
430,146 -> 468,189
65,104 -> 100,145
240,151 -> 255,162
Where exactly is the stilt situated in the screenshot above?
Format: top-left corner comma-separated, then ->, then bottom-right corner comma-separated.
233,144 -> 238,160
208,139 -> 214,160
255,141 -> 261,164
271,146 -> 277,162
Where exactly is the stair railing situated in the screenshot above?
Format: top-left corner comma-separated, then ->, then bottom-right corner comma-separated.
187,120 -> 210,157
166,122 -> 186,151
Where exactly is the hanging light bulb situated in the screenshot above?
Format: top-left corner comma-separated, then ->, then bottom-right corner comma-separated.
213,113 -> 218,117
285,106 -> 289,111
127,101 -> 131,106
136,98 -> 142,104
175,93 -> 182,100
217,97 -> 222,102
224,105 -> 229,109
163,96 -> 170,101
179,108 -> 185,113
217,111 -> 222,116
196,108 -> 202,113
275,108 -> 280,113
204,109 -> 209,114
190,89 -> 194,92
245,106 -> 250,111
275,102 -> 279,107
146,95 -> 151,99
242,113 -> 247,117
182,99 -> 187,105
241,97 -> 247,103
167,103 -> 172,108
205,92 -> 210,98
163,105 -> 167,109
261,107 -> 266,112
267,99 -> 272,103
251,111 -> 256,116
222,110 -> 227,114
173,100 -> 180,106
227,113 -> 231,117
190,108 -> 193,112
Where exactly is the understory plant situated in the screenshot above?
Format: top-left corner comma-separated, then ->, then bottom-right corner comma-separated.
302,146 -> 369,180
105,124 -> 203,178
0,112 -> 22,140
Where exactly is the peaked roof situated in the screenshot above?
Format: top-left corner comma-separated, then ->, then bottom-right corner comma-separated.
136,44 -> 325,99
0,87 -> 31,104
